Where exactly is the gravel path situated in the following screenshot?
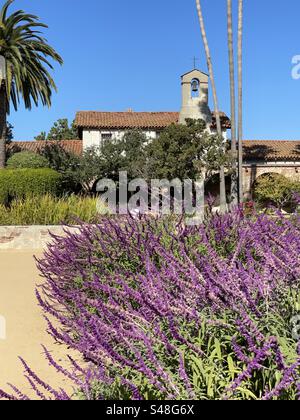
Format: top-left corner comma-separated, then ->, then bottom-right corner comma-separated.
0,251 -> 77,399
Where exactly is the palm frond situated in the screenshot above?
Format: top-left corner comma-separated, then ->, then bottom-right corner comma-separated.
0,0 -> 63,112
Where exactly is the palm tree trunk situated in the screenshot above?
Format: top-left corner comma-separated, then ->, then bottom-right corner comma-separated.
238,0 -> 244,203
195,0 -> 227,213
0,81 -> 7,169
227,0 -> 238,206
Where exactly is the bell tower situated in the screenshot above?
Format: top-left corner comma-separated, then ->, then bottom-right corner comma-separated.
179,69 -> 212,126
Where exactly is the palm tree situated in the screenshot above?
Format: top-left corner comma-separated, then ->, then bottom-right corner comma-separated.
0,0 -> 63,168
227,0 -> 238,206
238,0 -> 243,202
195,0 -> 227,213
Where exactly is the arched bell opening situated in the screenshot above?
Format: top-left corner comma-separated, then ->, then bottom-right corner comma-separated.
191,78 -> 200,98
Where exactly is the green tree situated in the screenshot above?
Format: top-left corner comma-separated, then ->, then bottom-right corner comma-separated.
42,143 -> 111,193
6,121 -> 13,142
74,146 -> 105,192
41,142 -> 120,193
98,140 -> 127,181
119,130 -> 148,179
91,130 -> 148,182
35,119 -> 77,141
148,119 -> 230,181
40,143 -> 81,192
35,131 -> 47,141
0,0 -> 63,168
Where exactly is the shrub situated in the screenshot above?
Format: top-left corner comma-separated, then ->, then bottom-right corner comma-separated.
147,119 -> 231,180
40,144 -> 108,193
39,144 -> 82,193
6,151 -> 49,169
1,210 -> 300,400
254,173 -> 300,210
0,195 -> 108,225
0,168 -> 62,205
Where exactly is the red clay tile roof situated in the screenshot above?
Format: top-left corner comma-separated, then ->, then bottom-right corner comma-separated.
243,140 -> 300,161
75,112 -> 179,130
75,111 -> 231,130
7,140 -> 83,156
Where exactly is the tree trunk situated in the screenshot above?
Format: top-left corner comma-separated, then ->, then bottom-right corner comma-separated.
195,0 -> 227,214
238,0 -> 244,203
227,0 -> 238,206
0,81 -> 7,169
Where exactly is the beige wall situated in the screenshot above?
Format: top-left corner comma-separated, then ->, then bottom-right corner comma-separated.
0,226 -> 80,250
179,69 -> 212,126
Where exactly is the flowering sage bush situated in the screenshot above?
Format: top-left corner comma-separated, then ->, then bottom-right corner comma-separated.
1,209 -> 300,400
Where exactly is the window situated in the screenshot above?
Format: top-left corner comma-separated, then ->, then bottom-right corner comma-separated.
101,132 -> 113,142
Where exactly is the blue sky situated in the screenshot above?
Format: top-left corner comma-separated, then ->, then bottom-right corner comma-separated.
7,0 -> 300,140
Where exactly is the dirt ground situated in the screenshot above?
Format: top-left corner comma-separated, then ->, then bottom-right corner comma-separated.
0,251 -> 76,400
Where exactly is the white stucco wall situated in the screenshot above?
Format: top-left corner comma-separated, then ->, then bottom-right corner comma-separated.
82,128 -> 227,150
82,130 -> 102,148
82,129 -> 158,150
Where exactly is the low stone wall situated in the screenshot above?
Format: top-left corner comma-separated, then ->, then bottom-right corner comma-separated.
0,226 -> 80,250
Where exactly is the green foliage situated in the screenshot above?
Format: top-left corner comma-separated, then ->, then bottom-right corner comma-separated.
42,143 -> 112,193
119,130 -> 148,179
83,305 -> 300,400
7,151 -> 49,169
147,119 -> 231,180
38,125 -> 230,195
6,122 -> 13,143
48,131 -> 147,193
79,283 -> 300,401
0,194 -> 107,225
73,146 -> 104,192
254,173 -> 300,209
34,124 -> 231,196
40,143 -> 78,171
34,131 -> 47,141
94,132 -> 147,182
35,119 -> 78,141
80,131 -> 148,184
40,143 -> 81,192
0,168 -> 62,205
0,0 -> 63,112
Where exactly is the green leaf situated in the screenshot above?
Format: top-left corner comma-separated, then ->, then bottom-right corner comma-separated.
236,387 -> 258,400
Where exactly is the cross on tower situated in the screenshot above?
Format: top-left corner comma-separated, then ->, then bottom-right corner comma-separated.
193,56 -> 199,69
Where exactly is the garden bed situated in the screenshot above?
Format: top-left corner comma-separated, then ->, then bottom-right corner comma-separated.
2,210 -> 300,400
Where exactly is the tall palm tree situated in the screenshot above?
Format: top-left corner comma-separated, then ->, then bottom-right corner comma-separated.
227,0 -> 238,206
0,0 -> 63,168
195,0 -> 227,213
238,0 -> 244,202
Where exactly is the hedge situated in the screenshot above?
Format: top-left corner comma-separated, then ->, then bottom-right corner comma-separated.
6,151 -> 49,169
0,168 -> 62,205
